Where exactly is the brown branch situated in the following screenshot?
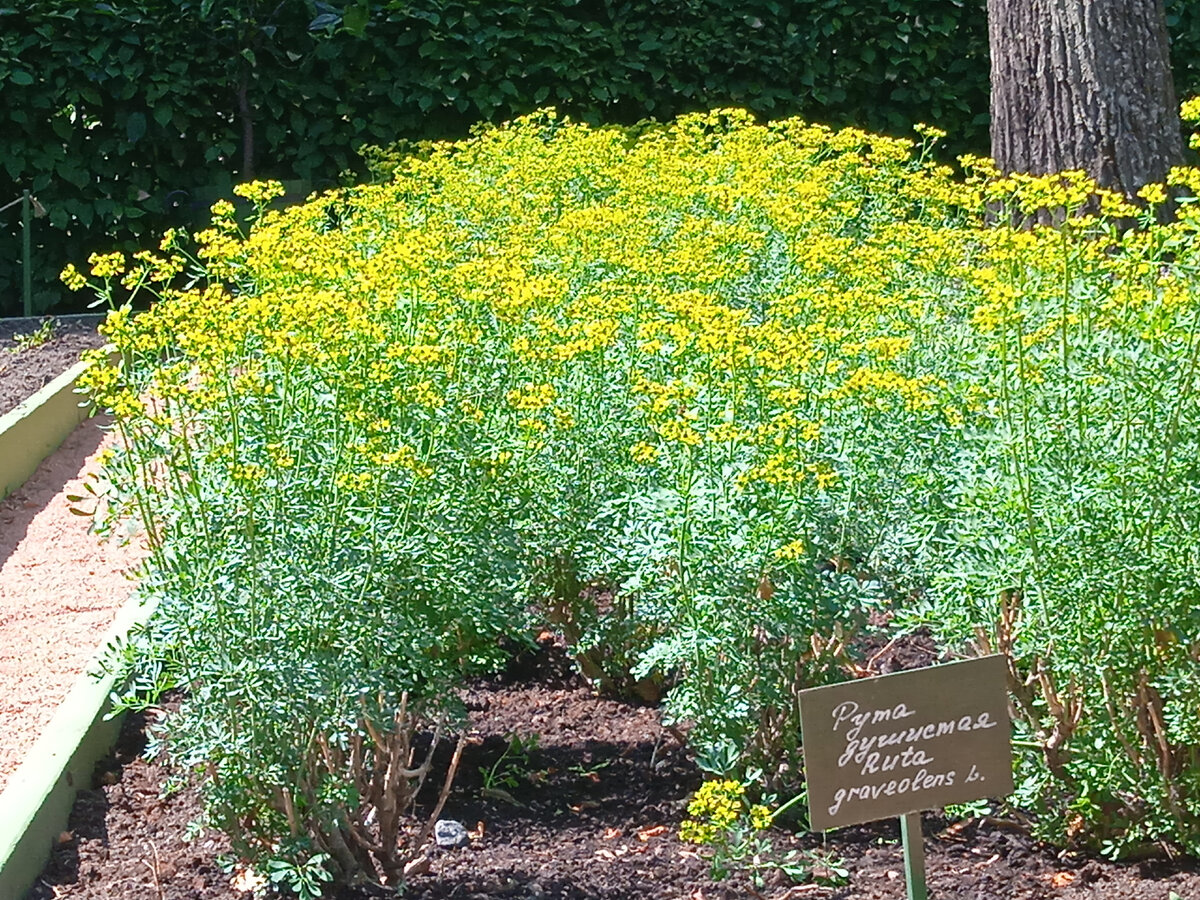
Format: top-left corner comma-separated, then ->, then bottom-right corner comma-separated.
408,731 -> 468,863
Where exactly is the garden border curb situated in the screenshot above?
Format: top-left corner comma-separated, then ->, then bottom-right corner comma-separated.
0,355 -> 97,500
0,591 -> 158,900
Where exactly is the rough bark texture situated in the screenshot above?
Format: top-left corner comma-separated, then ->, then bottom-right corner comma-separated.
989,0 -> 1183,194
237,71 -> 256,181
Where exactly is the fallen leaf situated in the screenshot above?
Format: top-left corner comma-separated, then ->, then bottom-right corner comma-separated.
637,824 -> 669,841
937,819 -> 973,841
468,821 -> 485,840
594,846 -> 630,860
602,827 -> 622,840
758,573 -> 774,602
231,868 -> 267,892
1048,872 -> 1076,888
570,800 -> 601,812
1065,814 -> 1086,840
56,831 -> 74,845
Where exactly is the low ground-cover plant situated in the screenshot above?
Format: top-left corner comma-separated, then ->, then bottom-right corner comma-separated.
10,316 -> 56,349
679,778 -> 842,888
72,105 -> 1200,889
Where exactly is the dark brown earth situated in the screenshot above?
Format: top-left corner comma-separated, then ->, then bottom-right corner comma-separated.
0,316 -> 105,417
27,636 -> 1200,900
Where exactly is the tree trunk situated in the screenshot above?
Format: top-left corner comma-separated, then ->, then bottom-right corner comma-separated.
988,0 -> 1183,196
237,69 -> 255,181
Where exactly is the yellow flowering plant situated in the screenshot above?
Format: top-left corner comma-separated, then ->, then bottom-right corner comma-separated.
679,779 -> 840,888
71,101 -> 1200,888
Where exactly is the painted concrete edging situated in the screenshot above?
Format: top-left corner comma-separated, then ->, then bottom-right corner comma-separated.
0,356 -> 98,500
0,325 -> 144,897
0,592 -> 158,900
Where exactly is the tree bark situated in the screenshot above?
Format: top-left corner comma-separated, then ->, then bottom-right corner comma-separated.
988,0 -> 1183,195
237,69 -> 255,181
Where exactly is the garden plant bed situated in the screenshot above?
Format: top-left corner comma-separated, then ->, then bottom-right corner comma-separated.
0,316 -> 105,418
29,638 -> 1200,900
39,115 -> 1200,898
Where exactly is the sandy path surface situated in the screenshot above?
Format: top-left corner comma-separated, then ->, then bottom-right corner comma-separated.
0,413 -> 144,794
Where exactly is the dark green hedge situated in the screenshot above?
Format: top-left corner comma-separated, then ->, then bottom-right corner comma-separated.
2,0 -> 1198,315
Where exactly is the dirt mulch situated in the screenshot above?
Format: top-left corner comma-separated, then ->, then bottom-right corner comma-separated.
0,316 -> 106,418
27,638 -> 1200,900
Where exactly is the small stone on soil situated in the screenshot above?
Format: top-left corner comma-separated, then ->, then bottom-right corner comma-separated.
435,818 -> 472,848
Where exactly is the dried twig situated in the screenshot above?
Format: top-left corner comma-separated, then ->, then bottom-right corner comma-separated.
411,732 -> 468,854
865,634 -> 902,673
143,841 -> 165,900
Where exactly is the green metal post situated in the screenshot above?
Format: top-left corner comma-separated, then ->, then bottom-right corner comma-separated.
21,190 -> 32,317
900,812 -> 928,900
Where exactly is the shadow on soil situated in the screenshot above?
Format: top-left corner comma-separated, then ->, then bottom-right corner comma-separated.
0,413 -> 110,569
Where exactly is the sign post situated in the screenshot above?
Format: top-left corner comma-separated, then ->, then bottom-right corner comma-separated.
900,811 -> 927,900
798,655 -> 1012,899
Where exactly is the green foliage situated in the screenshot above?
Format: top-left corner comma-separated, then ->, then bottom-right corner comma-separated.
909,198 -> 1200,857
75,114 -> 961,887
74,108 -> 1200,884
0,0 -> 357,317
1168,0 -> 1200,110
10,315 -> 55,348
679,779 -> 841,888
479,733 -> 542,794
0,0 -> 976,316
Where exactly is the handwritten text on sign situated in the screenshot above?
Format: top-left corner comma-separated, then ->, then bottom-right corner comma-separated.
798,655 -> 1013,831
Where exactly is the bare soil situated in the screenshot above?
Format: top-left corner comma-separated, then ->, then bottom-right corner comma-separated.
0,316 -> 106,417
26,638 -> 1200,900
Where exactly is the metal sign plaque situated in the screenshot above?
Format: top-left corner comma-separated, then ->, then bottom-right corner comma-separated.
798,655 -> 1013,831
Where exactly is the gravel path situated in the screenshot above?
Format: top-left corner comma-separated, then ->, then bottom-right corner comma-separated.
0,413 -> 144,793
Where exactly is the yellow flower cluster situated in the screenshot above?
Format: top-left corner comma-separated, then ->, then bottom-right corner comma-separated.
60,263 -> 88,291
505,383 -> 556,411
71,103 -> 1200,619
88,251 -> 126,279
680,779 -> 770,845
233,180 -> 287,204
680,779 -> 745,844
774,538 -> 807,560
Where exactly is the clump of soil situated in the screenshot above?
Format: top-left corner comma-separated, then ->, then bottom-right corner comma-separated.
857,625 -> 941,675
0,316 -> 106,417
27,638 -> 1200,900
